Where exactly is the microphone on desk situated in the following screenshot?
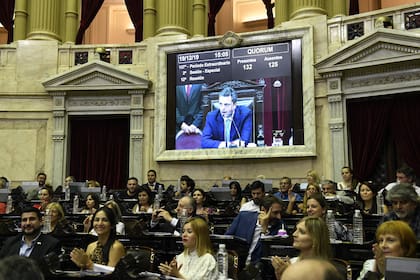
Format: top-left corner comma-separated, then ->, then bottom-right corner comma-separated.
231,117 -> 243,147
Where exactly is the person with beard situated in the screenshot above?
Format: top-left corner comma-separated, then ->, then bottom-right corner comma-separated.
150,196 -> 196,235
118,177 -> 140,200
380,183 -> 420,239
240,180 -> 265,212
226,195 -> 286,265
0,207 -> 61,264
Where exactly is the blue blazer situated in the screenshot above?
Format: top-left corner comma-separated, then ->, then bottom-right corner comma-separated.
201,105 -> 252,148
225,211 -> 285,263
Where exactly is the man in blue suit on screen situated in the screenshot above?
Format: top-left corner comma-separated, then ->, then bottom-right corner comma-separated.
201,86 -> 252,148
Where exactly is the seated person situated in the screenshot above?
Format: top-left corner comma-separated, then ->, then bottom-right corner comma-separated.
228,181 -> 246,213
192,188 -> 212,221
150,196 -> 196,234
274,177 -> 302,215
306,193 -> 352,241
71,207 -> 125,272
84,200 -> 125,235
141,169 -> 165,193
355,181 -> 378,215
201,86 -> 252,148
337,166 -> 360,192
175,175 -> 195,199
132,185 -> 154,213
80,193 -> 100,214
240,180 -> 265,212
118,177 -> 140,200
45,202 -> 75,236
321,180 -> 354,205
226,195 -> 286,264
380,183 -> 420,239
159,217 -> 218,279
357,220 -> 417,280
271,216 -> 332,279
33,186 -> 54,212
0,207 -> 61,264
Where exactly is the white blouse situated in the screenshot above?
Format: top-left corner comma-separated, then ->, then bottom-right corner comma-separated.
176,251 -> 219,280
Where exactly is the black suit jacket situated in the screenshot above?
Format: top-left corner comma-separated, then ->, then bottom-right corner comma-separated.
0,233 -> 61,263
142,182 -> 165,192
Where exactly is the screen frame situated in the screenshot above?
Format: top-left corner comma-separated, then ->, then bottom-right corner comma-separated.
155,27 -> 316,161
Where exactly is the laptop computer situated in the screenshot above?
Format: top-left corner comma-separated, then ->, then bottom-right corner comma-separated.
260,179 -> 273,193
20,181 -> 40,199
385,256 -> 420,280
210,187 -> 232,201
79,186 -> 101,199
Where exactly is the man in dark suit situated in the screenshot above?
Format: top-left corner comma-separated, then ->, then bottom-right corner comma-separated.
0,207 -> 61,264
142,169 -> 164,192
176,83 -> 204,134
201,86 -> 252,148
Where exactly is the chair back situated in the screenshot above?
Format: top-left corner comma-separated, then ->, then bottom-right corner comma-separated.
228,250 -> 239,280
112,246 -> 155,279
330,258 -> 352,280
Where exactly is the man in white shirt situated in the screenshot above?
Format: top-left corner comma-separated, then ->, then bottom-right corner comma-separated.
379,165 -> 420,196
240,180 -> 265,212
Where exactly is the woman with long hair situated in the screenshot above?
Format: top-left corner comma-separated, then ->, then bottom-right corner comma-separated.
298,183 -> 321,214
357,220 -> 417,280
356,181 -> 378,215
159,217 -> 218,279
80,193 -> 100,214
271,216 -> 331,279
71,206 -> 125,271
337,166 -> 360,192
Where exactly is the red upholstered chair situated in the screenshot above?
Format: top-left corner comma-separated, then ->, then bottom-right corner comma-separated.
175,130 -> 202,150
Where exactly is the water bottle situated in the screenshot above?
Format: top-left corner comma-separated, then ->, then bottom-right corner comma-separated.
42,208 -> 51,233
353,209 -> 364,244
158,184 -> 163,197
376,192 -> 384,215
6,195 -> 13,214
178,208 -> 188,232
217,243 -> 228,280
73,194 -> 79,214
64,186 -> 70,201
326,210 -> 337,241
100,185 -> 107,201
153,194 -> 161,211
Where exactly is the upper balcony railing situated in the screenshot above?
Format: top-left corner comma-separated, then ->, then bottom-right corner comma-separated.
327,3 -> 420,52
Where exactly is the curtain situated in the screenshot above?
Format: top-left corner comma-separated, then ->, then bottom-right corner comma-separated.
349,0 -> 359,15
262,0 -> 274,29
0,0 -> 15,43
75,0 -> 104,44
207,0 -> 225,36
124,0 -> 143,42
389,95 -> 420,178
347,99 -> 391,181
69,117 -> 129,189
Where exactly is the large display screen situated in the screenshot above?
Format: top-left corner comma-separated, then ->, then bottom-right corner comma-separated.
166,39 -> 304,151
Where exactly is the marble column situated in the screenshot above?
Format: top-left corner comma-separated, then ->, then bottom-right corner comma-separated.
156,0 -> 189,36
143,0 -> 157,39
129,90 -> 145,180
50,92 -> 67,187
275,0 -> 289,26
14,0 -> 28,41
290,0 -> 327,20
326,0 -> 346,17
27,0 -> 61,40
192,0 -> 206,37
326,74 -> 347,182
64,0 -> 79,43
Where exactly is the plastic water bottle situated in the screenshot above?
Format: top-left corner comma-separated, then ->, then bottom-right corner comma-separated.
326,210 -> 337,241
42,208 -> 51,233
73,194 -> 79,214
178,208 -> 188,232
217,243 -> 228,279
6,195 -> 13,214
100,185 -> 107,201
153,194 -> 161,211
353,209 -> 364,244
376,192 -> 384,215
